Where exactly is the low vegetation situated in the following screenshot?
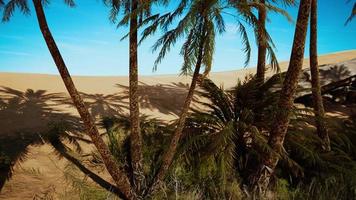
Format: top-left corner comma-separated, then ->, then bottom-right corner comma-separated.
0,0 -> 355,199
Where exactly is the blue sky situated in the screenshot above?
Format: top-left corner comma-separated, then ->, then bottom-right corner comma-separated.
0,0 -> 355,76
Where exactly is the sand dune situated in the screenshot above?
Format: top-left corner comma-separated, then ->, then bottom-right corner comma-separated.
1,50 -> 356,92
0,50 -> 355,120
0,50 -> 355,199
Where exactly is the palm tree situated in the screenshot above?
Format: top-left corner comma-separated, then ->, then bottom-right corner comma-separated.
127,2 -> 143,192
249,0 -> 311,195
103,0 -> 158,192
141,0 -> 228,196
255,0 -> 294,84
2,1 -> 136,199
309,0 -> 330,151
181,76 -> 282,187
138,0 -> 271,196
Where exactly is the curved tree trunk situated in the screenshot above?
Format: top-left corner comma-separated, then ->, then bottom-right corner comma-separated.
309,0 -> 331,152
145,54 -> 202,197
144,23 -> 207,198
249,0 -> 311,196
32,1 -> 136,199
129,0 -> 144,194
256,0 -> 267,84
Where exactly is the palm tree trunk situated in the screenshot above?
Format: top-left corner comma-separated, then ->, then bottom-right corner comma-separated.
144,23 -> 207,198
249,0 -> 311,195
0,165 -> 10,191
254,0 -> 267,126
146,54 -> 202,197
256,0 -> 267,84
32,1 -> 136,199
310,0 -> 331,152
129,0 -> 144,194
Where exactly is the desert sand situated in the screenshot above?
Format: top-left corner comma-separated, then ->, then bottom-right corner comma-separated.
0,50 -> 355,199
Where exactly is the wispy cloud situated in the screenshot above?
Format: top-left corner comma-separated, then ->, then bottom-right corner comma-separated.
57,34 -> 111,46
57,42 -> 89,52
88,39 -> 110,45
0,50 -> 31,56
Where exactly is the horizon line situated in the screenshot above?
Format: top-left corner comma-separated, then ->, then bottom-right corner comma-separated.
1,49 -> 355,77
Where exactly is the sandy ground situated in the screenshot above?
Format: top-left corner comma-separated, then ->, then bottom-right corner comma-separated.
0,50 -> 355,199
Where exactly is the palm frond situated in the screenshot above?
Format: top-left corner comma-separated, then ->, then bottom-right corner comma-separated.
345,1 -> 356,25
2,0 -> 30,22
237,21 -> 251,67
64,0 -> 75,7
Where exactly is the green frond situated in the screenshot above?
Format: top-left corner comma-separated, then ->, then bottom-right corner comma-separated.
2,0 -> 76,22
202,20 -> 215,75
150,0 -> 226,75
212,6 -> 226,34
264,2 -> 294,23
237,22 -> 251,67
266,43 -> 280,72
180,30 -> 197,75
62,163 -> 118,199
268,0 -> 296,7
345,1 -> 356,25
2,0 -> 30,22
160,0 -> 189,31
139,13 -> 170,44
152,12 -> 192,71
64,0 -> 75,7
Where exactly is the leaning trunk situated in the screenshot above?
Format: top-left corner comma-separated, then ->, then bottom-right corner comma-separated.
309,0 -> 331,151
32,0 -> 136,199
249,0 -> 311,196
256,0 -> 267,84
146,52 -> 202,197
144,23 -> 207,198
129,0 -> 144,194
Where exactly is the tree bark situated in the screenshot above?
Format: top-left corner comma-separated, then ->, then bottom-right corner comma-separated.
32,1 -> 136,199
309,0 -> 331,152
249,0 -> 311,195
144,22 -> 207,198
129,0 -> 144,195
256,0 -> 267,84
254,0 -> 267,126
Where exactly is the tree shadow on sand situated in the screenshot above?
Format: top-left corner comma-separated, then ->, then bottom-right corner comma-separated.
116,82 -> 196,116
296,63 -> 355,107
302,64 -> 352,85
60,92 -> 128,120
320,64 -> 352,83
0,87 -> 83,191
